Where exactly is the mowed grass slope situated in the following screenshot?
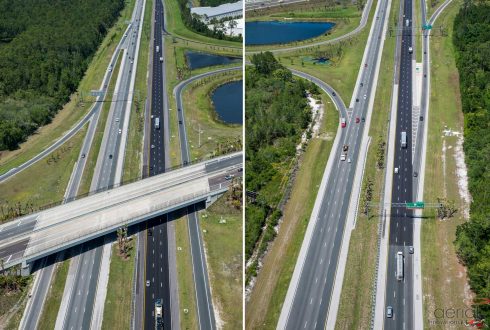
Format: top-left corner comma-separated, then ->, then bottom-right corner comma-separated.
421,1 -> 470,327
200,193 -> 242,329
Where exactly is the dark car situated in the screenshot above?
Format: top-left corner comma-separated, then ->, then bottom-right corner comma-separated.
409,246 -> 414,254
148,229 -> 152,236
179,120 -> 182,124
109,154 -> 113,159
356,117 -> 360,124
81,153 -> 86,158
413,171 -> 418,177
362,117 -> 366,122
356,98 -> 359,102
364,63 -> 368,67
420,115 -> 424,121
332,92 -> 336,96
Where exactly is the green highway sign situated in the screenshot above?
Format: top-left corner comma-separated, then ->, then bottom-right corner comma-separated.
406,201 -> 425,209
423,24 -> 433,30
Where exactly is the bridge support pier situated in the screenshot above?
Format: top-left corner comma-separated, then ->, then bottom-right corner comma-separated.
205,193 -> 223,209
21,260 -> 33,276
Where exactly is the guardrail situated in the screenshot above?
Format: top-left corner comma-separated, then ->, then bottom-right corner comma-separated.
4,182 -> 232,269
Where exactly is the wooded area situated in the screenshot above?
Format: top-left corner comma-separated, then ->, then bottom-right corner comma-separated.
452,0 -> 490,320
0,0 -> 124,151
245,52 -> 317,261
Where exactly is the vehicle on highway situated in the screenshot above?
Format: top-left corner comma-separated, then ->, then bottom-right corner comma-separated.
146,280 -> 150,287
225,174 -> 235,180
148,229 -> 152,236
387,306 -> 393,318
394,167 -> 399,174
409,246 -> 414,254
409,46 -> 413,54
155,298 -> 163,327
156,45 -> 159,52
115,118 -> 119,122
413,171 -> 418,177
348,158 -> 351,163
364,63 -> 368,67
118,129 -> 122,134
81,153 -> 86,159
356,98 -> 359,102
160,56 -> 163,62
396,251 -> 404,281
361,82 -> 364,87
356,117 -> 360,123
340,153 -> 347,161
401,131 -> 407,148
406,19 -> 410,27
155,117 -> 160,130
420,115 -> 424,121
109,154 -> 113,159
341,117 -> 346,128
238,167 -> 243,172
343,144 -> 349,152
130,60 -> 133,64
363,94 -> 367,99
362,117 -> 365,122
179,120 -> 183,124
332,91 -> 336,96
151,144 -> 155,149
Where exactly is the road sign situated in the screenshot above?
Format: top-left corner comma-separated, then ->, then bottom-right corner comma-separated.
406,201 -> 425,209
423,24 -> 433,30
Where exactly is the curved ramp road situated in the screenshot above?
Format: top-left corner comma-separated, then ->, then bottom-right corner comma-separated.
174,66 -> 242,330
277,0 -> 392,326
246,0 -> 374,54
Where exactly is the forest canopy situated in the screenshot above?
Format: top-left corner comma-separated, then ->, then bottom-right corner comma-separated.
0,0 -> 124,151
245,52 -> 318,260
452,0 -> 490,320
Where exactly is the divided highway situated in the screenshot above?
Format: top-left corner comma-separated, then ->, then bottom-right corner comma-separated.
384,0 -> 415,328
277,0 -> 392,327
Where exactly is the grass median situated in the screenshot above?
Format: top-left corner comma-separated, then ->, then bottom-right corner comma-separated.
0,0 -> 136,176
246,92 -> 338,329
335,0 -> 398,326
37,259 -> 70,329
420,1 -> 469,327
102,240 -> 136,330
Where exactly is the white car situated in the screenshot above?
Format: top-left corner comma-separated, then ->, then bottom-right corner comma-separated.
151,144 -> 155,149
394,167 -> 399,174
118,129 -> 122,134
146,280 -> 150,287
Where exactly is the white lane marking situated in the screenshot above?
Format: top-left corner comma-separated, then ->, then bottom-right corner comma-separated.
6,255 -> 12,263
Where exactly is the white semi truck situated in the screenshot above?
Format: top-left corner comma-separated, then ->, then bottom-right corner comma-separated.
155,299 -> 163,329
396,251 -> 404,281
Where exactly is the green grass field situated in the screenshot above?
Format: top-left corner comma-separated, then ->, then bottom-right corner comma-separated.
200,193 -> 242,329
420,1 -> 469,328
246,92 -> 338,329
37,259 -> 70,329
0,0 -> 136,176
181,72 -> 242,161
102,240 -> 136,330
0,127 -> 86,223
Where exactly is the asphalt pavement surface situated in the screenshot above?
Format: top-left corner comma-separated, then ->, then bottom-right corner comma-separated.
278,0 -> 392,327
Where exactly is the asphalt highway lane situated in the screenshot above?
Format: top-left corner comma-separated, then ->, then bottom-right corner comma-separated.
278,0 -> 392,326
384,0 -> 414,328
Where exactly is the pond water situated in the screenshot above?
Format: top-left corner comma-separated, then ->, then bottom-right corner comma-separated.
185,51 -> 241,70
245,21 -> 335,45
211,80 -> 243,124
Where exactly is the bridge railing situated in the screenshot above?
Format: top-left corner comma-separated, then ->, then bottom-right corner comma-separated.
7,182 -> 232,269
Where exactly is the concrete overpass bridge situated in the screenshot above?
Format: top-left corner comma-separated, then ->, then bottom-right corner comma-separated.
0,153 -> 242,273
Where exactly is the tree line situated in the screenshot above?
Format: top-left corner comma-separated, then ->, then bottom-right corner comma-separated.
452,0 -> 490,320
0,0 -> 124,151
245,52 -> 318,261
